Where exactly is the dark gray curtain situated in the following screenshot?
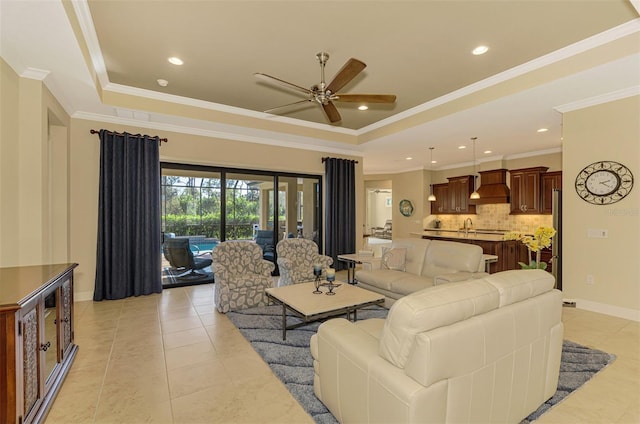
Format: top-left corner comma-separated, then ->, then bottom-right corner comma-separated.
94,130 -> 162,301
325,158 -> 356,270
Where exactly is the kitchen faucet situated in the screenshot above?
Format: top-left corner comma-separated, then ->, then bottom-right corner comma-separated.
464,218 -> 473,235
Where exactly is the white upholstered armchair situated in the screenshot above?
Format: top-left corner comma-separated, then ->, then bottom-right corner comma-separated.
276,238 -> 333,286
212,241 -> 275,313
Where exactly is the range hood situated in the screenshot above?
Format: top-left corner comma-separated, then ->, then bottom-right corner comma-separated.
471,169 -> 510,204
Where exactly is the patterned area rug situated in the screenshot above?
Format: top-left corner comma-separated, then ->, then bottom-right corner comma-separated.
227,305 -> 615,424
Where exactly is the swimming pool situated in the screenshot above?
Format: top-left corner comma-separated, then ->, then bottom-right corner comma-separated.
190,241 -> 219,252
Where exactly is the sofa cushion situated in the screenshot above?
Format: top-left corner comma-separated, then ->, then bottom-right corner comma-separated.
355,269 -> 409,291
484,269 -> 554,307
379,279 -> 499,368
390,238 -> 430,276
390,274 -> 435,296
381,247 -> 407,271
420,240 -> 484,278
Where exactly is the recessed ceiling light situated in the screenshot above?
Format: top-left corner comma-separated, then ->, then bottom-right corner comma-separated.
168,57 -> 183,65
458,145 -> 467,149
537,128 -> 548,133
472,45 -> 489,55
406,157 -> 413,160
358,105 -> 368,111
484,150 -> 492,154
431,160 -> 437,164
157,79 -> 169,87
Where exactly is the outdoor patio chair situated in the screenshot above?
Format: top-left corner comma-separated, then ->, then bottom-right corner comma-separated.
254,229 -> 276,263
162,238 -> 212,279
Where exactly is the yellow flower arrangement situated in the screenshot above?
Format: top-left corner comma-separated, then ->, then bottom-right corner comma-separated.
504,226 -> 557,270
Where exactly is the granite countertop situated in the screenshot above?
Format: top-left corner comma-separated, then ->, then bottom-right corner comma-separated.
418,229 -> 508,242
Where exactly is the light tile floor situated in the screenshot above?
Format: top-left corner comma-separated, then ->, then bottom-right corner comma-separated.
47,275 -> 639,423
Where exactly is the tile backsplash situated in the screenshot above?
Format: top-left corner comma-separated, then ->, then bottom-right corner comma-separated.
425,204 -> 553,233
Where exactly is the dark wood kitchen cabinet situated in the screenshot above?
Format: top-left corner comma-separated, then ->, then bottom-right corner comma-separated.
431,183 -> 449,214
0,263 -> 78,424
447,175 -> 476,214
509,167 -> 548,214
541,171 -> 562,214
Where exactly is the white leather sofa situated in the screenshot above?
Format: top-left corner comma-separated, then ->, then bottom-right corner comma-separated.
310,269 -> 563,424
356,238 -> 487,307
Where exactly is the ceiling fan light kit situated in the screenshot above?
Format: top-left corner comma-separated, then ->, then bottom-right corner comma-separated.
256,52 -> 396,123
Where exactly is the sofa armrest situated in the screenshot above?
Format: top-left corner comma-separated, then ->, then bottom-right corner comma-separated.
313,318 -> 388,422
259,259 -> 275,276
433,271 -> 488,285
314,318 -> 431,423
319,254 -> 334,267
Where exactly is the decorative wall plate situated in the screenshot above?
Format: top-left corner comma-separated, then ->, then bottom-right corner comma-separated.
575,161 -> 633,205
399,199 -> 414,217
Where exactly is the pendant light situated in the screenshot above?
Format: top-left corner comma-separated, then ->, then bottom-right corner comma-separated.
428,147 -> 436,201
470,137 -> 480,200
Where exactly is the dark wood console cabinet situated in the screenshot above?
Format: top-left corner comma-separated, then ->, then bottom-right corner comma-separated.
0,263 -> 78,424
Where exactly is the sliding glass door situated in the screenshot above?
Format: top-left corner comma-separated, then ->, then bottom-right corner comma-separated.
225,173 -> 275,240
160,163 -> 322,286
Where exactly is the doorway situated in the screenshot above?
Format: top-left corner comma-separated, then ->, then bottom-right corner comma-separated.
160,163 -> 322,288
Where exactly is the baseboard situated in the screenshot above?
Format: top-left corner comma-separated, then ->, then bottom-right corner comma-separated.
76,290 -> 94,302
570,298 -> 640,322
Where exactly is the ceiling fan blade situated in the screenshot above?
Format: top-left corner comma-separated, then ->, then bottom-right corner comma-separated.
322,102 -> 342,123
333,94 -> 396,103
263,99 -> 313,114
254,73 -> 312,96
326,58 -> 366,94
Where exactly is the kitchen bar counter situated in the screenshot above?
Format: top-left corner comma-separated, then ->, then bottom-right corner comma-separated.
413,229 -> 508,242
413,230 -> 528,273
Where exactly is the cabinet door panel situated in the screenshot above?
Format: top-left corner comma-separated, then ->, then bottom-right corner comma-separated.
541,172 -> 562,215
522,172 -> 540,212
21,305 -> 41,419
432,184 -> 449,213
60,279 -> 73,357
510,167 -> 548,214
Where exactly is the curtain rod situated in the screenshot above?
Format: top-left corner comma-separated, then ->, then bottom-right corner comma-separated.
322,157 -> 358,164
90,129 -> 168,144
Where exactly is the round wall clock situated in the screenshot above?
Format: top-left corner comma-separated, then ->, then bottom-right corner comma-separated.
399,199 -> 414,217
575,161 -> 634,205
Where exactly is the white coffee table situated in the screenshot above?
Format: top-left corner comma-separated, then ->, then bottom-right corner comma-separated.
265,282 -> 385,340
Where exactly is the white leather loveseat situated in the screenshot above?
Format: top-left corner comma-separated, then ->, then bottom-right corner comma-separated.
356,238 -> 487,307
310,269 -> 563,424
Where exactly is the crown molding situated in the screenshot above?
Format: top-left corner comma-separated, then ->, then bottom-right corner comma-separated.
554,86 -> 640,113
21,67 -> 50,80
70,0 -> 109,88
73,111 -> 364,158
103,82 -> 358,136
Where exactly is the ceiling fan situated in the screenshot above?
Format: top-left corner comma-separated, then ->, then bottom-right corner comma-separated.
255,52 -> 396,123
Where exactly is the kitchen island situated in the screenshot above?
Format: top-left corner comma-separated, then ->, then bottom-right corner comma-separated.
415,229 -> 551,273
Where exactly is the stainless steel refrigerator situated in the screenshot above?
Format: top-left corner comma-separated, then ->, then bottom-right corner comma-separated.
552,189 -> 562,290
